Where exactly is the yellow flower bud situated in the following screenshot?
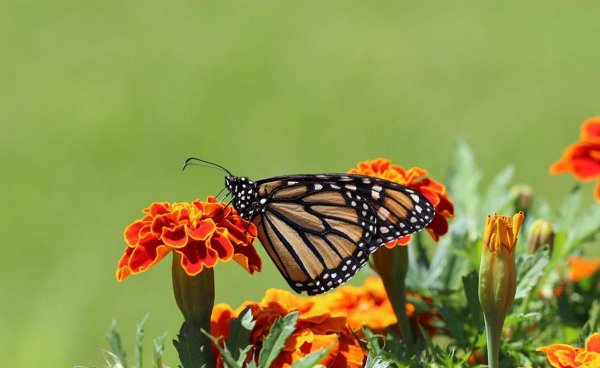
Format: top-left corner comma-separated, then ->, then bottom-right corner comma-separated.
527,219 -> 555,254
479,212 -> 524,368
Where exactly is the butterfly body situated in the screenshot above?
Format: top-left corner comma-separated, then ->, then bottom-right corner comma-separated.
225,173 -> 435,295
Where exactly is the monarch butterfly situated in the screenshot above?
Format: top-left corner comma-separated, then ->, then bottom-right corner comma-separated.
183,158 -> 434,295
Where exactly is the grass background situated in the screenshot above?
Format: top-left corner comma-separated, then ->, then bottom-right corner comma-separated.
1,1 -> 599,366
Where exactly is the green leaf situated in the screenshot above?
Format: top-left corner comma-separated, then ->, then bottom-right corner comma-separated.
556,185 -> 582,232
173,322 -> 206,368
440,306 -> 466,346
462,271 -> 483,331
504,312 -> 541,326
225,307 -> 255,364
481,165 -> 515,217
515,249 -> 550,300
258,311 -> 299,368
134,314 -> 149,368
570,203 -> 600,246
364,353 -> 391,368
202,329 -> 241,368
579,301 -> 600,345
289,346 -> 332,368
446,140 -> 481,240
106,319 -> 128,368
153,332 -> 167,368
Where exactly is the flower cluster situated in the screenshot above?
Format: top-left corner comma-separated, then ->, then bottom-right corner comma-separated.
537,333 -> 600,367
348,158 -> 455,246
117,197 -> 261,281
211,290 -> 365,368
211,277 -> 441,367
550,117 -> 600,202
313,276 -> 441,335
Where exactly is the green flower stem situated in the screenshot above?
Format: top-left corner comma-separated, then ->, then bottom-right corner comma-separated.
484,316 -> 502,368
172,253 -> 215,368
372,246 -> 414,348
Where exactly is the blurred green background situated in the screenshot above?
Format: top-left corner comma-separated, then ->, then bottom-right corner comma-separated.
2,1 -> 599,366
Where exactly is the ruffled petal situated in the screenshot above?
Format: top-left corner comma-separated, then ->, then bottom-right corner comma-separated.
161,224 -> 188,248
188,220 -> 216,241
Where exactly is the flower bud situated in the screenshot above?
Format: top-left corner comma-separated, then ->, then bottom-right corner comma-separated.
527,219 -> 555,254
479,212 -> 524,368
510,185 -> 534,213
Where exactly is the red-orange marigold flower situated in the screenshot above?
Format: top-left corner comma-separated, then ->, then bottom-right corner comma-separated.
568,256 -> 600,282
550,117 -> 600,202
349,158 -> 455,246
117,197 -> 261,281
537,333 -> 600,367
211,289 -> 365,368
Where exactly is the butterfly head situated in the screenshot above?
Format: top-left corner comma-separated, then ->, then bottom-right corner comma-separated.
225,176 -> 258,219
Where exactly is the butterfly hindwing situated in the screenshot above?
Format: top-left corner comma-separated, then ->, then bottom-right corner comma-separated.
353,176 -> 435,246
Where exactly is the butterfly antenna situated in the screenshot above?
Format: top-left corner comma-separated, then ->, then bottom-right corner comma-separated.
182,157 -> 234,177
214,186 -> 227,199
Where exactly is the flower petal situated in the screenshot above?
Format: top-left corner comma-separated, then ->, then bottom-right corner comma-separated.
124,220 -> 147,246
538,344 -> 580,368
586,333 -> 600,353
161,224 -> 189,248
581,117 -> 600,143
188,220 -> 216,241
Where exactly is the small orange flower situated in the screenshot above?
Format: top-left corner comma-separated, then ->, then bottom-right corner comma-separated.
550,117 -> 600,202
349,158 -> 455,247
568,256 -> 600,282
211,289 -> 365,368
117,197 -> 261,281
537,333 -> 600,367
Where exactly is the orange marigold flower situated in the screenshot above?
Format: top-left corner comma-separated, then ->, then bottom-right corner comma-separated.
117,196 -> 261,281
537,333 -> 600,367
211,289 -> 365,368
568,256 -> 600,282
313,276 -> 441,336
550,117 -> 600,202
349,158 -> 455,246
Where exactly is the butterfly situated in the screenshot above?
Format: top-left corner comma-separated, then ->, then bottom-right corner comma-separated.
183,158 -> 435,295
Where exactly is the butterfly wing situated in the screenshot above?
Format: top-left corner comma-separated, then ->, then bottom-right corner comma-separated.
351,175 -> 435,246
251,174 -> 433,295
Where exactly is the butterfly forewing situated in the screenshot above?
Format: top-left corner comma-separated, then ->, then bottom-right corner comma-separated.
252,177 -> 379,295
227,173 -> 435,295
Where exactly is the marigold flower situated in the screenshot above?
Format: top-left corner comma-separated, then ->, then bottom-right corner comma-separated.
550,117 -> 600,202
313,276 -> 440,335
117,197 -> 261,281
537,333 -> 600,367
568,256 -> 600,282
348,158 -> 454,246
211,289 -> 365,368
479,212 -> 524,368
